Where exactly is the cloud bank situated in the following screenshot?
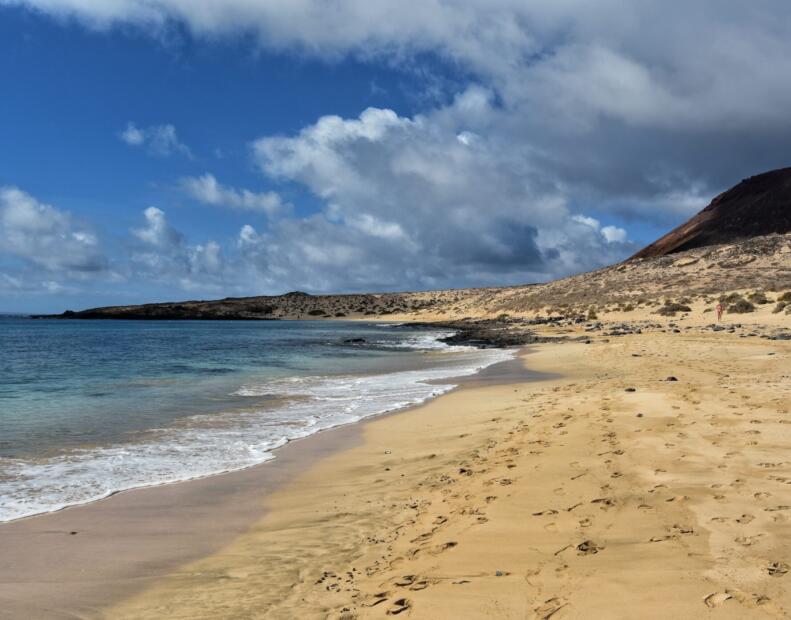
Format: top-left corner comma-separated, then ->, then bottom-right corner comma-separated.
4,1 -> 791,302
0,187 -> 107,273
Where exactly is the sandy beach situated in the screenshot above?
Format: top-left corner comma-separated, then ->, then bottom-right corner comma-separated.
4,3 -> 791,617
4,313 -> 790,619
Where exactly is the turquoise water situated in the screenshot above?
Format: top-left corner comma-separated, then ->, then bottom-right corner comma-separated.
0,317 -> 512,521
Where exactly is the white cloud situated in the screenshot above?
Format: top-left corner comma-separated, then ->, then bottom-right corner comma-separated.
22,1 -> 785,195
130,207 -> 227,290
120,123 -> 144,145
5,1 -> 791,295
119,122 -> 192,157
243,100 -> 636,290
0,187 -> 107,273
601,225 -> 627,244
570,214 -> 628,244
180,173 -> 286,215
9,1 -> 791,128
132,206 -> 182,248
237,223 -> 259,246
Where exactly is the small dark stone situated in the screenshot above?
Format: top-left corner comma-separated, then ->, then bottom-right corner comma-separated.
666,376 -> 678,382
625,387 -> 637,392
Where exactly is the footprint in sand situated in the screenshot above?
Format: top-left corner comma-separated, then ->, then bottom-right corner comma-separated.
534,597 -> 568,619
704,591 -> 733,608
767,562 -> 789,577
533,509 -> 559,516
735,534 -> 764,547
363,591 -> 391,607
410,531 -> 435,544
408,580 -> 431,591
386,598 -> 412,615
393,575 -> 416,587
409,541 -> 458,558
576,540 -> 602,555
735,514 -> 755,524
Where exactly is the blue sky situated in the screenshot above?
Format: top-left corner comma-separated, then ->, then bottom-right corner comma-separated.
2,1 -> 791,313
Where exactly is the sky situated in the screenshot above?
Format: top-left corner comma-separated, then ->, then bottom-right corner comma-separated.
2,2 -> 791,313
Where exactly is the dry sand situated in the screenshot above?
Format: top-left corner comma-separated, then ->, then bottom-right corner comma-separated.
93,323 -> 791,619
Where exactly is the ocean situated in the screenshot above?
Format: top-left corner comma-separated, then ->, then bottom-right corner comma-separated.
0,317 -> 512,522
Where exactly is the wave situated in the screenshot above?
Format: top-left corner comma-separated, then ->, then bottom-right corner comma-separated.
0,338 -> 513,522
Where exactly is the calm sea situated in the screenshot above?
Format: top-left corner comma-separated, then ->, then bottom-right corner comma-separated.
0,317 -> 511,521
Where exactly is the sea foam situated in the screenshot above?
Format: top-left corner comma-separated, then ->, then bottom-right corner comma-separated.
0,336 -> 513,522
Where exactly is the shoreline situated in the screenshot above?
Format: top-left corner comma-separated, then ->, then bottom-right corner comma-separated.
3,325 -> 791,618
0,350 -> 539,619
0,324 -> 514,524
107,329 -> 791,619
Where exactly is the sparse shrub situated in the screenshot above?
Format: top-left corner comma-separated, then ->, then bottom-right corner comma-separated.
748,291 -> 771,304
335,312 -> 346,317
656,301 -> 691,316
719,292 -> 743,304
778,291 -> 791,303
622,304 -> 635,312
307,309 -> 324,316
587,308 -> 598,320
727,299 -> 755,314
773,302 -> 788,314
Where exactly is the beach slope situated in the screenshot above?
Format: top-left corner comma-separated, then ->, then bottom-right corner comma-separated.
105,329 -> 791,619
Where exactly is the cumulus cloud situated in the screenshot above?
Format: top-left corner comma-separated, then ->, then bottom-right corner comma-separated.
180,174 -> 286,215
0,186 -> 107,273
132,206 -> 183,247
119,122 -> 192,158
13,2 -> 791,213
5,1 -> 791,294
130,207 -> 227,290
21,0 -> 783,196
244,98 -> 636,290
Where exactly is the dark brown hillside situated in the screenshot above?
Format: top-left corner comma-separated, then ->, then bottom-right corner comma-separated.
632,167 -> 791,259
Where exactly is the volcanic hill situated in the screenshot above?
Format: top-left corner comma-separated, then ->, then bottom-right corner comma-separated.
632,167 -> 791,259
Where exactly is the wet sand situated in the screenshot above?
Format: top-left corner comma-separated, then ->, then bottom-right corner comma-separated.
0,416 -> 363,619
0,355 -> 537,619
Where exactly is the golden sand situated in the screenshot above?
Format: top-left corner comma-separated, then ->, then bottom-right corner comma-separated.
108,324 -> 791,619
